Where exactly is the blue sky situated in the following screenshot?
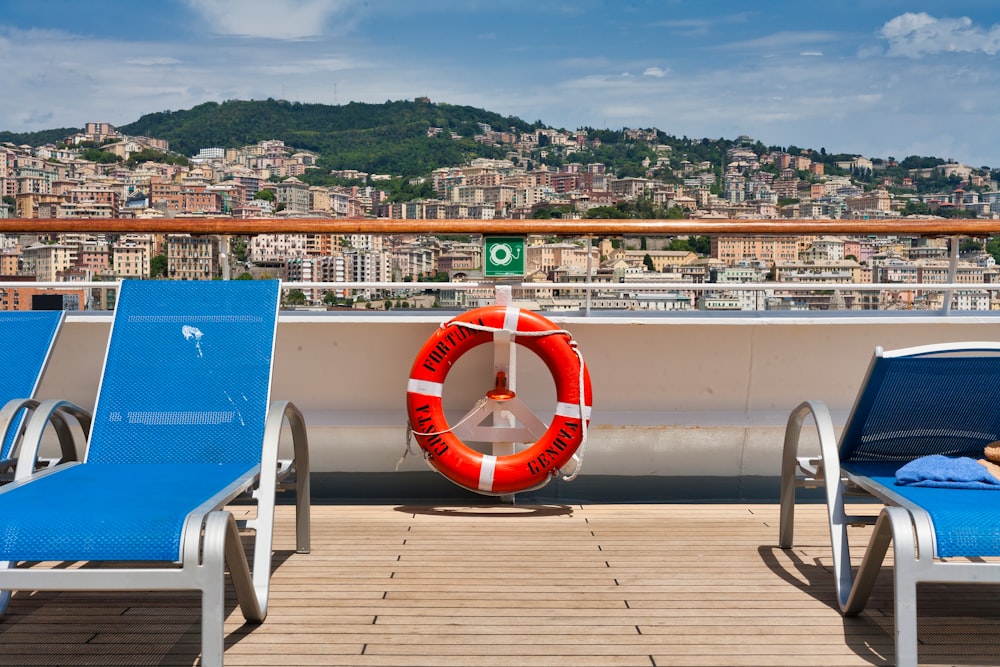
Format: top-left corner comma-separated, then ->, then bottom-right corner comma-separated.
3,1 -> 1000,167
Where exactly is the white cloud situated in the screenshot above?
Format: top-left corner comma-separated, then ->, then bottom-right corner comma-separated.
881,12 -> 1000,57
642,66 -> 669,78
125,57 -> 183,66
720,30 -> 839,51
183,0 -> 351,40
653,12 -> 753,36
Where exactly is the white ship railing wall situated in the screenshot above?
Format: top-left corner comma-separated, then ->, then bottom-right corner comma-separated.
8,219 -> 1000,501
30,299 -> 1000,502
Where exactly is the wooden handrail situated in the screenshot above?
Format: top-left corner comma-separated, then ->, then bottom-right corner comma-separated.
1,217 -> 997,236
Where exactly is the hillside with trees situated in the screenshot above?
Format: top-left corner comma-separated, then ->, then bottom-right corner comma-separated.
116,99 -> 540,177
1,99 -> 993,199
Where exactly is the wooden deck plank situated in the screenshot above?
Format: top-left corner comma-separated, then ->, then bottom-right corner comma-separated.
0,503 -> 997,666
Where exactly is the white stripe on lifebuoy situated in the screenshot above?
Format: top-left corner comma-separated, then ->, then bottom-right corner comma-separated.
478,454 -> 497,492
504,305 -> 519,333
555,401 -> 592,420
407,378 -> 444,397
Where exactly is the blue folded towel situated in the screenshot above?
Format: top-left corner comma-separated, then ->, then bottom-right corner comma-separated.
896,455 -> 1000,489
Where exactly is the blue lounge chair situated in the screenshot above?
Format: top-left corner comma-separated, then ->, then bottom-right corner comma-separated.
779,342 -> 1000,667
0,280 -> 310,667
0,311 -> 87,474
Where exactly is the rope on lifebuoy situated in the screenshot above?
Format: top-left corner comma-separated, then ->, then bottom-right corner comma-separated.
396,397 -> 488,471
403,305 -> 592,495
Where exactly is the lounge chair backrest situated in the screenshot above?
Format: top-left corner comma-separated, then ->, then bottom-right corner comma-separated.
0,311 -> 64,459
86,280 -> 280,466
839,343 -> 1000,463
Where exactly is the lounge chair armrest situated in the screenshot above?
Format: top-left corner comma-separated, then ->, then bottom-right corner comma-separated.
13,399 -> 93,482
261,400 -> 310,552
0,397 -> 41,468
779,400 -> 840,548
237,400 -> 310,621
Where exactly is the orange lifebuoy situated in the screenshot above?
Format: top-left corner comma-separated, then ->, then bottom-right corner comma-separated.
406,305 -> 592,494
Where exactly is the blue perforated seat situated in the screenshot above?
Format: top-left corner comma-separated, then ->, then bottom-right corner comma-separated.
0,280 -> 310,667
0,311 -> 65,463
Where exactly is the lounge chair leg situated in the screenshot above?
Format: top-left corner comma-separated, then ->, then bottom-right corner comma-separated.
778,406 -> 802,549
887,506 -> 919,667
201,512 -> 231,667
842,509 -> 893,615
0,561 -> 12,614
224,511 -> 264,622
202,584 -> 225,667
293,418 -> 311,554
893,593 -> 918,667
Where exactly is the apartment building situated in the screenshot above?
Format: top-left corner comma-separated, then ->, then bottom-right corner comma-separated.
609,177 -> 651,199
846,189 -> 892,214
0,283 -> 86,311
275,178 -> 310,213
249,234 -> 309,262
150,179 -> 222,214
0,249 -> 19,274
166,235 -> 218,280
607,248 -> 698,272
711,235 -> 801,267
774,259 -> 864,283
75,242 -> 112,277
286,255 -> 348,304
21,243 -> 76,281
83,122 -> 118,143
394,243 -> 437,279
344,248 -> 391,300
56,201 -> 115,218
913,259 -> 988,284
113,239 -> 151,279
526,242 -> 598,275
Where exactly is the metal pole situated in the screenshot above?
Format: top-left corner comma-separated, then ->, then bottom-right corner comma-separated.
943,235 -> 959,315
585,235 -> 593,316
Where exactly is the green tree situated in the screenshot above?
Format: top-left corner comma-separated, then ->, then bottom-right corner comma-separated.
532,204 -> 571,219
666,205 -> 686,219
150,255 -> 167,278
901,201 -> 932,216
80,148 -> 122,164
254,189 -> 276,202
418,271 -> 451,282
585,205 -> 630,219
986,237 -> 1000,264
960,238 -> 984,254
643,253 -> 655,272
690,236 -> 711,255
125,149 -> 189,168
284,289 -> 306,307
230,239 -> 248,262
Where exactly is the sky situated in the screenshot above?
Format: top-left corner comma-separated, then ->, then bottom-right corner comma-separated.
2,1 -> 1000,167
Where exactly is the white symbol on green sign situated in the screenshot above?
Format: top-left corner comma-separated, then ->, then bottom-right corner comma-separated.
484,236 -> 525,277
489,242 -> 520,266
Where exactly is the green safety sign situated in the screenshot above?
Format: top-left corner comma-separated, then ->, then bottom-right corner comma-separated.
484,235 -> 526,277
